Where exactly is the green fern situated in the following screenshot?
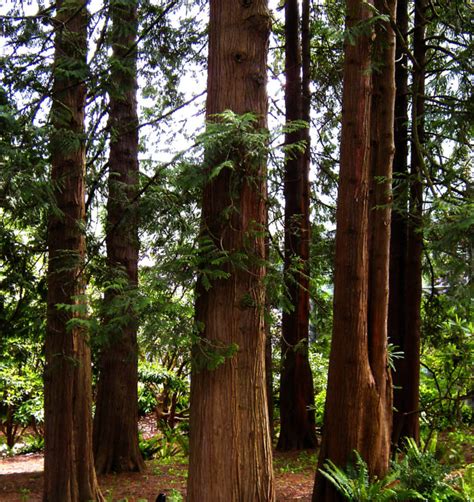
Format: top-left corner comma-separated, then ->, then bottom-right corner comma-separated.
319,450 -> 424,501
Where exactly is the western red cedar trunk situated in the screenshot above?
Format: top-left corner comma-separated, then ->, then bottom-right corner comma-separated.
366,0 -> 396,460
278,0 -> 317,452
401,0 -> 426,445
266,325 -> 274,439
265,235 -> 275,439
93,0 -> 143,474
389,0 -> 416,448
44,1 -> 102,500
187,1 -> 274,501
313,1 -> 396,499
301,0 -> 311,143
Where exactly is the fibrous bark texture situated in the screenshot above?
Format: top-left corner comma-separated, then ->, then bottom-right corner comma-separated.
390,0 -> 424,449
187,1 -> 275,501
389,0 -> 422,447
93,0 -> 143,474
44,1 -> 103,500
278,0 -> 316,451
313,1 -> 396,499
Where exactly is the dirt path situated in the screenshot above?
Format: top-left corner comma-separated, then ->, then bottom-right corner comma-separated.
0,452 -> 314,501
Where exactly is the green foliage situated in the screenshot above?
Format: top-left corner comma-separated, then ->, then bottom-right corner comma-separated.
396,438 -> 470,501
321,445 -> 474,502
437,431 -> 474,467
420,297 -> 473,434
166,490 -> 184,502
137,360 -> 189,423
0,1 -> 471,493
194,236 -> 231,291
0,76 -> 47,455
200,110 -> 269,180
344,11 -> 390,47
139,424 -> 188,461
192,336 -> 239,372
387,343 -> 405,372
319,451 -> 424,501
450,464 -> 474,502
138,435 -> 162,460
398,438 -> 449,496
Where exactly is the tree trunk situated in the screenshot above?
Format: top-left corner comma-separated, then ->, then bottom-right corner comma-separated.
278,0 -> 317,452
389,0 -> 413,448
187,1 -> 275,501
390,0 -> 424,449
265,235 -> 275,440
265,323 -> 274,439
93,0 -> 143,474
366,0 -> 396,461
313,1 -> 396,499
401,0 -> 426,445
44,1 -> 103,500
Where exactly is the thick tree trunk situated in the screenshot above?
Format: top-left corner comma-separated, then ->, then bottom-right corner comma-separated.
187,1 -> 275,501
278,0 -> 317,452
44,1 -> 102,500
313,1 -> 396,499
93,0 -> 143,474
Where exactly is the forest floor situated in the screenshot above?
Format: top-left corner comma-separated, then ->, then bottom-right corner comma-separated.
0,451 -> 315,501
0,417 -> 316,501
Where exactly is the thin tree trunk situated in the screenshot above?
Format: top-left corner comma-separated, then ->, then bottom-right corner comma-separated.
278,0 -> 317,452
313,0 -> 396,499
93,0 -> 143,474
389,0 -> 412,448
402,0 -> 427,445
44,1 -> 102,500
366,0 -> 396,462
265,234 -> 274,440
187,1 -> 275,501
265,325 -> 274,439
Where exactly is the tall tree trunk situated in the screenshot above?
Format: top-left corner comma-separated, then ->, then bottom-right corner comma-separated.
265,319 -> 274,439
278,0 -> 317,452
399,0 -> 427,446
313,1 -> 396,499
265,235 -> 275,440
187,1 -> 275,501
389,0 -> 414,448
93,0 -> 143,474
44,1 -> 102,500
366,0 -> 396,460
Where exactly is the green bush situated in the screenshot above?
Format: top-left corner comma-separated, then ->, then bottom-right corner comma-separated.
319,443 -> 473,502
139,424 -> 189,461
319,450 -> 423,501
396,438 -> 469,501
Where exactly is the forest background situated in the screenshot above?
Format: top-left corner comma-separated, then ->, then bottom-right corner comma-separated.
0,0 -> 472,500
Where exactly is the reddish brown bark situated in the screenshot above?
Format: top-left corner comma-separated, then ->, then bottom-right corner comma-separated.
44,1 -> 103,500
366,0 -> 396,460
390,0 -> 424,449
278,0 -> 316,451
93,0 -> 143,474
265,235 -> 275,439
313,1 -> 396,499
187,1 -> 274,501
